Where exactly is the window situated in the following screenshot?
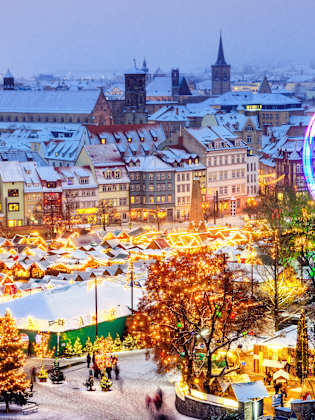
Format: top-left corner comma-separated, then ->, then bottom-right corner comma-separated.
160,174 -> 165,180
135,197 -> 140,204
149,184 -> 154,191
101,138 -> 106,144
156,196 -> 161,203
130,197 -> 135,204
167,195 -> 172,203
177,185 -> 180,193
79,177 -> 88,184
247,136 -> 252,144
231,155 -> 235,164
168,183 -> 172,191
8,189 -> 19,197
161,195 -> 165,203
104,170 -> 111,179
129,174 -> 134,180
114,170 -> 121,179
47,182 -> 56,188
187,184 -> 190,192
182,174 -> 185,182
186,173 -> 189,181
177,174 -> 180,181
150,196 -> 154,204
225,156 -> 228,165
156,173 -> 161,181
8,203 -> 19,212
149,173 -> 154,181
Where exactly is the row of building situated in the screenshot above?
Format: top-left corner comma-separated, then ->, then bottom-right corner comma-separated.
0,122 -> 260,227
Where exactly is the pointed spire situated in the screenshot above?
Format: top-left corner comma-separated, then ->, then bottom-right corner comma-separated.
215,33 -> 227,66
258,76 -> 272,94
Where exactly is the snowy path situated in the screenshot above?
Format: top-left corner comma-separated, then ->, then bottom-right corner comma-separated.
27,353 -> 193,420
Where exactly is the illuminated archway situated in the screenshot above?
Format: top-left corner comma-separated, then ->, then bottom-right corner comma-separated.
303,114 -> 315,199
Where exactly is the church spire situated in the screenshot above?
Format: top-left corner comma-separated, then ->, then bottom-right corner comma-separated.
258,75 -> 272,94
215,33 -> 227,66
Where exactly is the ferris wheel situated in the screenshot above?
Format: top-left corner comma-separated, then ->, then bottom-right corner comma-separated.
303,113 -> 315,200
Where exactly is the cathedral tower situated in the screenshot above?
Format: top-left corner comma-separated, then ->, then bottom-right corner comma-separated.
3,69 -> 14,90
211,34 -> 230,96
123,65 -> 147,124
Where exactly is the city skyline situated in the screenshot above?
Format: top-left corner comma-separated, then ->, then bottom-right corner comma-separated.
1,0 -> 315,76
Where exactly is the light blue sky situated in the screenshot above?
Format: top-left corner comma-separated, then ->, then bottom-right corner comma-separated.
1,0 -> 314,76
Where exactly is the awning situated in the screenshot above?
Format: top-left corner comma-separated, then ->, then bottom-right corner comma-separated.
273,369 -> 289,380
262,359 -> 286,369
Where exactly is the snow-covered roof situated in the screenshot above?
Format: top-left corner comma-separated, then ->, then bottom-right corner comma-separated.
127,155 -> 173,172
0,161 -> 24,182
0,91 -> 101,114
215,112 -> 260,131
260,325 -> 314,349
36,166 -> 62,182
185,126 -> 246,151
231,381 -> 269,402
84,144 -> 125,166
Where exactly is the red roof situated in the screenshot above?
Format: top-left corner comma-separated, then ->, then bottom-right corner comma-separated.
85,123 -> 161,136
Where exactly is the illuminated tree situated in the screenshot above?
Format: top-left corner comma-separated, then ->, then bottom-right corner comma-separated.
104,333 -> 113,353
73,337 -> 83,357
259,265 -> 306,331
122,334 -> 137,351
33,332 -> 54,366
0,311 -> 30,413
64,340 -> 74,358
100,375 -> 112,391
84,337 -> 93,354
129,249 -> 265,392
296,310 -> 309,383
113,333 -> 122,352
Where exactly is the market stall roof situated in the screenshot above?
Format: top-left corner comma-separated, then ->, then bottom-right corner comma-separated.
231,381 -> 268,403
262,359 -> 286,369
0,279 -> 143,331
273,369 -> 289,380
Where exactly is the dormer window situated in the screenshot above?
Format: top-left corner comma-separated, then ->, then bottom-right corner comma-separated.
140,137 -> 145,142
79,177 -> 89,184
114,169 -> 121,179
104,170 -> 111,179
128,137 -> 132,143
153,136 -> 158,142
101,138 -> 106,144
194,158 -> 199,164
55,152 -> 59,157
67,178 -> 74,185
188,159 -> 192,165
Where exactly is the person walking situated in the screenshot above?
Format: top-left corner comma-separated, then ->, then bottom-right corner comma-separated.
114,363 -> 120,380
153,388 -> 163,412
93,360 -> 99,379
31,367 -> 36,384
87,353 -> 91,368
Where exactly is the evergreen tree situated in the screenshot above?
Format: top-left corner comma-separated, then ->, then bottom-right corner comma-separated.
296,309 -> 309,383
84,337 -> 93,354
49,360 -> 65,384
123,334 -> 136,350
73,337 -> 83,357
93,336 -> 102,352
64,340 -> 73,358
113,333 -> 122,352
33,332 -> 54,365
104,333 -> 113,352
0,311 -> 30,413
100,374 -> 112,391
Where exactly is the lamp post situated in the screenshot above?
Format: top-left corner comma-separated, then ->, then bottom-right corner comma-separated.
94,276 -> 98,338
129,252 -> 134,314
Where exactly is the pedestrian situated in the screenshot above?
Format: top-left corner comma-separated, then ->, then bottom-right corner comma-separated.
93,361 -> 99,379
145,350 -> 150,360
31,367 -> 36,384
92,352 -> 96,364
282,382 -> 288,399
106,365 -> 112,379
87,353 -> 91,368
114,363 -> 120,380
266,372 -> 272,386
274,382 -> 281,394
153,388 -> 163,411
27,341 -> 32,357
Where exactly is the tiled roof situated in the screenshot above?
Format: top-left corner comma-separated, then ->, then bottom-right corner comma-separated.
0,91 -> 101,114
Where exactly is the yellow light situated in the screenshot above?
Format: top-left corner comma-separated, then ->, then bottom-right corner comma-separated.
76,207 -> 98,215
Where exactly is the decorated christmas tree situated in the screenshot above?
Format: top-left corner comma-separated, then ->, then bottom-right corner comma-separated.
122,334 -> 137,350
100,374 -> 112,392
84,337 -> 93,354
296,309 -> 309,383
113,333 -> 122,352
49,360 -> 65,384
93,336 -> 102,352
33,332 -> 54,364
104,333 -> 113,353
64,340 -> 74,358
73,337 -> 83,357
0,311 -> 30,412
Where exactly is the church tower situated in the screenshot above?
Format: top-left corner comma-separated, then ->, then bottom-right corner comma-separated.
123,64 -> 148,124
3,69 -> 14,90
211,34 -> 230,96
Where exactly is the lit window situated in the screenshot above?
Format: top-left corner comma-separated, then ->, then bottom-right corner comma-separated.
101,138 -> 106,144
130,197 -> 135,204
8,203 -> 19,212
8,189 -> 19,197
128,137 -> 132,143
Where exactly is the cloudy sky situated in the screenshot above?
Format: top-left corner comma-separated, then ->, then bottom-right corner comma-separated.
1,0 -> 314,76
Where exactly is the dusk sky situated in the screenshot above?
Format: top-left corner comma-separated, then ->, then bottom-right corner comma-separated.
1,0 -> 315,76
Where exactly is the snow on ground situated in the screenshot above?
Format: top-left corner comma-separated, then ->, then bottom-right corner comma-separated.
20,352 -> 194,420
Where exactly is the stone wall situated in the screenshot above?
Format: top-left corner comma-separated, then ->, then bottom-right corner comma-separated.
175,393 -> 237,419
